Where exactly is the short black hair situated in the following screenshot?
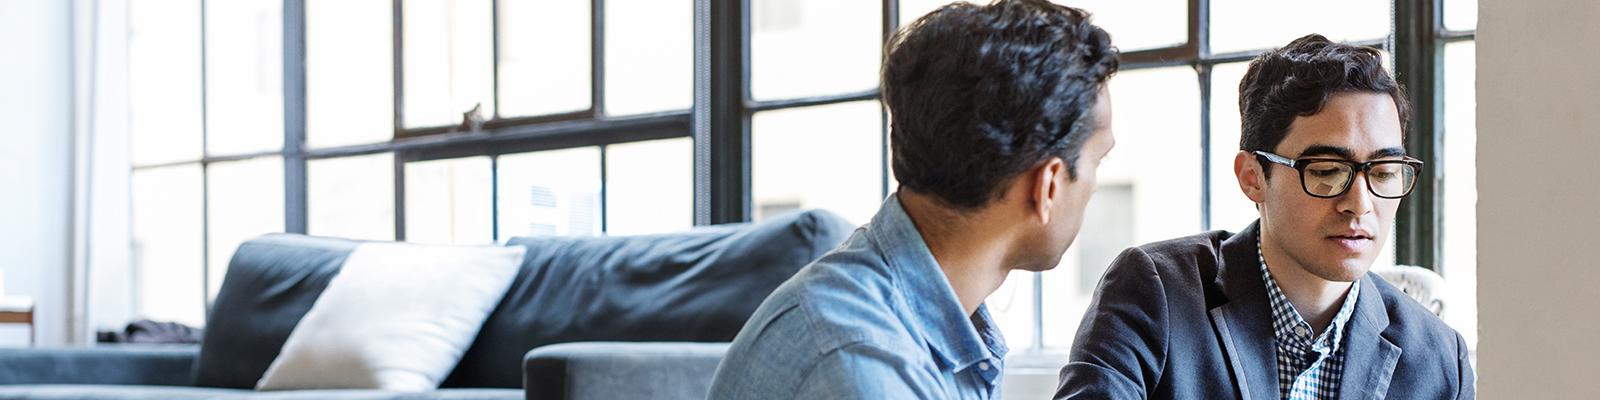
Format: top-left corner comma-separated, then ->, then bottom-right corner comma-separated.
1239,34 -> 1409,177
882,0 -> 1118,210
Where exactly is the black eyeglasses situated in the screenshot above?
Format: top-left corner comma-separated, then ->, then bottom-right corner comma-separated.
1253,150 -> 1423,199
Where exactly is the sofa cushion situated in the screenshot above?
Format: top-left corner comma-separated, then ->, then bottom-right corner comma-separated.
0,385 -> 248,400
440,210 -> 855,388
0,346 -> 197,386
194,235 -> 360,388
522,342 -> 728,400
257,243 -> 526,391
0,385 -> 521,400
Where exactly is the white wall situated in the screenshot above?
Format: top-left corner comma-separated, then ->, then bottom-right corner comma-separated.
1477,0 -> 1600,397
0,0 -> 75,346
86,0 -> 136,339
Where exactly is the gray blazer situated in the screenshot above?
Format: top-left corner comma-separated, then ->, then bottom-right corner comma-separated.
1056,222 -> 1475,400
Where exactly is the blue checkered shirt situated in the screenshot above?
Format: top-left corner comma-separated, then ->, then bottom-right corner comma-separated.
1258,241 -> 1361,400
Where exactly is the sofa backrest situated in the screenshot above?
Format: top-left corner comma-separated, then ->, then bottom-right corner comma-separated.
444,209 -> 855,388
192,210 -> 856,389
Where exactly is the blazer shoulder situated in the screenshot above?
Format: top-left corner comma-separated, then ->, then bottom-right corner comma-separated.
1119,229 -> 1234,283
1134,229 -> 1230,258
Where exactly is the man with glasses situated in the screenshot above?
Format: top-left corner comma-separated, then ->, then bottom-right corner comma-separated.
1055,34 -> 1475,400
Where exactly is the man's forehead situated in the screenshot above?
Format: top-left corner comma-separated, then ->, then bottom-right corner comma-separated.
1278,93 -> 1404,156
1286,143 -> 1408,161
1277,127 -> 1405,158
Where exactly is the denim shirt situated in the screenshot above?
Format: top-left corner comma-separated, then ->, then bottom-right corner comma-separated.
707,194 -> 1009,400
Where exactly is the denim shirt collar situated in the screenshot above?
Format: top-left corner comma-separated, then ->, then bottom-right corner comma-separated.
866,194 -> 1009,372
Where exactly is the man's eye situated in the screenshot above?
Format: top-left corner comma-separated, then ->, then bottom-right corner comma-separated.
1308,168 -> 1342,178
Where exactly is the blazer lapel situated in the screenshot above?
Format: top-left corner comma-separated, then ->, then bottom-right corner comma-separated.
1208,222 -> 1280,400
1338,276 -> 1402,400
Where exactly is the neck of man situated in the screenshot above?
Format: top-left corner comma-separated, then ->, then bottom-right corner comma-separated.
898,191 -> 1017,317
1260,229 -> 1356,335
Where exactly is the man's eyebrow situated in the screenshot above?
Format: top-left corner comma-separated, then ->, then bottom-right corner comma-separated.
1296,145 -> 1354,159
1369,147 -> 1408,159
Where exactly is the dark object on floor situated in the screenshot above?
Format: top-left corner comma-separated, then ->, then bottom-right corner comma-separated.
96,319 -> 204,344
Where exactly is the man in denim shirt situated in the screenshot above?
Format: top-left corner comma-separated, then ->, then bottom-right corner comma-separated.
708,1 -> 1119,398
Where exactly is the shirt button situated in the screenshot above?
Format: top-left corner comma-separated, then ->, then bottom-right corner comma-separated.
978,362 -> 991,371
1294,325 -> 1310,337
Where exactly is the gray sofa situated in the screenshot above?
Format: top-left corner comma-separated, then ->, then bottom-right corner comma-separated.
0,210 -> 855,400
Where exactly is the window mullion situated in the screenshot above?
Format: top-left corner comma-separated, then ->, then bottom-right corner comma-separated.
283,0 -> 308,235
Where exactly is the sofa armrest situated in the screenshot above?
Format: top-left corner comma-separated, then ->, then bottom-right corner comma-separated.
0,345 -> 198,385
523,342 -> 728,400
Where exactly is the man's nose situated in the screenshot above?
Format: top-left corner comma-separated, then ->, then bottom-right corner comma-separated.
1336,171 -> 1377,217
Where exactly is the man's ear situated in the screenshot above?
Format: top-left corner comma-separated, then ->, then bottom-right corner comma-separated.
1235,151 -> 1267,203
1031,158 -> 1067,225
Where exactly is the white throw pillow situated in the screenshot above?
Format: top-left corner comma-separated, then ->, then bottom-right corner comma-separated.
256,242 -> 526,391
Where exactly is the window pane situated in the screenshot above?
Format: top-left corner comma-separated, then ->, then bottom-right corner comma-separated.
605,0 -> 691,115
1445,0 -> 1477,31
206,157 -> 285,302
750,0 -> 880,101
404,156 -> 493,244
308,153 -> 396,240
402,0 -> 495,128
205,0 -> 284,156
896,0 -> 1185,52
985,271 -> 1037,350
752,101 -> 883,225
129,0 -> 203,166
307,0 -> 394,148
1211,0 -> 1389,53
1208,62 -> 1258,233
605,138 -> 693,235
1041,67 -> 1201,347
1065,0 -> 1186,51
130,165 -> 205,327
498,0 -> 591,117
497,147 -> 602,239
898,0 -> 974,27
1441,41 -> 1476,348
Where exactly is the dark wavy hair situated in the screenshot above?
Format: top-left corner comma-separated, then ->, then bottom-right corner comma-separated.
882,0 -> 1118,210
1239,34 -> 1409,177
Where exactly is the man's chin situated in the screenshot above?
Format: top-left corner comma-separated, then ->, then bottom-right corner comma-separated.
1016,257 -> 1064,273
1307,258 -> 1372,282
